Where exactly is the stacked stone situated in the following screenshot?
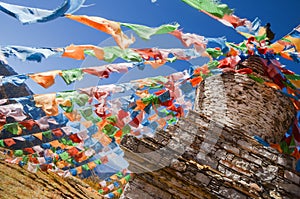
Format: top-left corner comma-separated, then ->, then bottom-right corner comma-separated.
120,56 -> 299,198
235,56 -> 267,76
120,110 -> 300,198
194,72 -> 295,144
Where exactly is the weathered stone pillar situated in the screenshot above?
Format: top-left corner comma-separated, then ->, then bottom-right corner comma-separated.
120,56 -> 300,198
194,67 -> 295,143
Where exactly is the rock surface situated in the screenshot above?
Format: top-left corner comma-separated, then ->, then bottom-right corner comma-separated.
0,61 -> 32,98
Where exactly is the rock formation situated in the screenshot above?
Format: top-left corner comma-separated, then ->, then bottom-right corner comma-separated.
0,61 -> 32,98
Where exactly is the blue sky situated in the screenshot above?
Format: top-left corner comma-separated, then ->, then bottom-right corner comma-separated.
0,0 -> 299,94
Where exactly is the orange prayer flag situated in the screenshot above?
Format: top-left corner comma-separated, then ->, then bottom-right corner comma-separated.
270,143 -> 283,153
264,82 -> 281,90
65,15 -> 135,49
87,161 -> 97,169
157,118 -> 166,129
56,161 -> 67,169
29,70 -> 61,88
194,64 -> 209,75
270,42 -> 285,54
33,132 -> 43,141
34,93 -> 58,116
76,152 -> 88,162
135,99 -> 147,111
94,133 -> 112,147
144,59 -> 166,68
280,52 -> 293,61
135,90 -> 149,98
228,47 -> 239,56
115,137 -> 122,144
64,110 -> 81,122
50,140 -> 64,148
114,130 -> 123,138
148,114 -> 158,121
81,121 -> 93,128
62,44 -> 104,60
190,76 -> 203,87
286,35 -> 300,52
4,138 -> 16,147
56,98 -> 72,107
119,178 -> 127,185
292,100 -> 300,111
289,79 -> 300,89
23,148 -> 35,154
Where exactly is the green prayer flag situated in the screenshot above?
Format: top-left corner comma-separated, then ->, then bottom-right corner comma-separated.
121,22 -> 179,40
59,151 -> 70,161
124,174 -> 131,182
66,158 -> 73,164
4,123 -> 19,135
42,130 -> 52,139
79,106 -> 93,119
142,95 -> 159,104
167,117 -> 177,124
122,125 -> 131,135
206,48 -> 223,58
84,49 -> 96,57
61,69 -> 84,85
61,138 -> 67,145
82,164 -> 89,171
22,155 -> 29,164
181,0 -> 233,18
285,74 -> 300,80
150,76 -> 169,83
116,171 -> 123,178
94,159 -> 102,165
102,124 -> 118,137
207,60 -> 220,69
59,102 -> 74,113
98,189 -> 104,194
74,94 -> 89,106
248,74 -> 265,84
281,38 -> 292,43
103,47 -> 142,63
167,57 -> 177,63
283,81 -> 297,90
255,34 -> 267,42
0,140 -> 4,147
78,106 -> 101,123
107,115 -> 117,124
66,140 -> 74,146
117,188 -> 123,194
14,150 -> 23,157
280,140 -> 290,154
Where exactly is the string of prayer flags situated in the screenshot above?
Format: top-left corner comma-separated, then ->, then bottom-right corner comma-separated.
181,0 -> 264,38
1,45 -> 205,65
66,14 -> 179,49
271,25 -> 300,63
2,63 -> 134,89
0,0 -> 86,24
0,46 -> 61,62
1,0 -> 300,194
